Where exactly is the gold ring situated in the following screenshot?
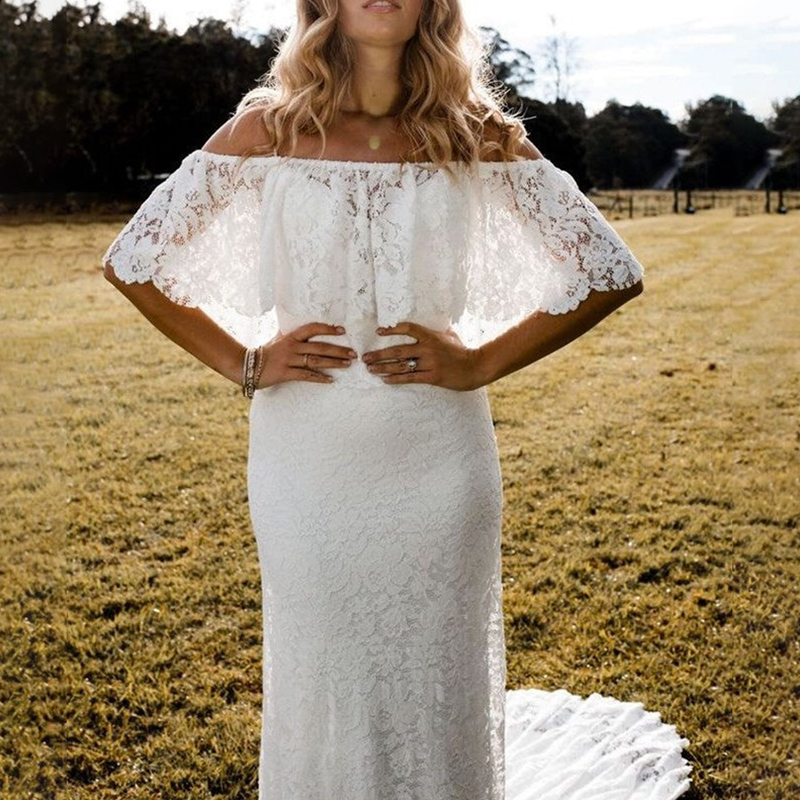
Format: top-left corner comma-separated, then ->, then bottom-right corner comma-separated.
303,353 -> 309,368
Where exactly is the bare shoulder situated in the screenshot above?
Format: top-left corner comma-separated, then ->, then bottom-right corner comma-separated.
202,105 -> 272,156
512,137 -> 544,161
480,120 -> 543,162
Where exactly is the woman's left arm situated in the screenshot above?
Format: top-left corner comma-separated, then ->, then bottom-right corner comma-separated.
362,280 -> 642,390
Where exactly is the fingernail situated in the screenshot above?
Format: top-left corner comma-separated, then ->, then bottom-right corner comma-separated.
336,326 -> 345,333
348,350 -> 357,358
376,327 -> 386,334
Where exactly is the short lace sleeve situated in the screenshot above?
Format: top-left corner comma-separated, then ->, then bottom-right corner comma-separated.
455,159 -> 644,346
102,150 -> 276,346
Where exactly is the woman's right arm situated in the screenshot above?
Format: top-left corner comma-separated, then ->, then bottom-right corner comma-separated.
104,108 -> 355,388
103,269 -> 246,384
102,270 -> 354,386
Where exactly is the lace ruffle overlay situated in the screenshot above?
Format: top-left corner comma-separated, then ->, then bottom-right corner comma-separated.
103,151 -> 643,347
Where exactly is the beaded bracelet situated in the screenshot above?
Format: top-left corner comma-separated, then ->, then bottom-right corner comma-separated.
242,347 -> 258,399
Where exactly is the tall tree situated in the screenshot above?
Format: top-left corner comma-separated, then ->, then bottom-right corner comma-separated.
480,26 -> 586,183
682,95 -> 778,188
538,16 -> 578,103
519,99 -> 588,185
0,1 -> 54,187
480,26 -> 536,103
48,3 -> 119,189
769,96 -> 800,188
585,101 -> 684,188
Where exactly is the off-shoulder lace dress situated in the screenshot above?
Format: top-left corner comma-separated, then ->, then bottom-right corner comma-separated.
104,152 -> 691,800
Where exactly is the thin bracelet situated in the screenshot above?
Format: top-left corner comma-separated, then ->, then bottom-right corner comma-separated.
242,347 -> 258,399
253,346 -> 265,393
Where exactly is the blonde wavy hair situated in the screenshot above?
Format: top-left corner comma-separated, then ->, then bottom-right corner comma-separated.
236,0 -> 527,170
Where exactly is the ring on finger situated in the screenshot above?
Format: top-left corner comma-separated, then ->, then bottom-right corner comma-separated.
407,358 -> 418,373
303,353 -> 309,368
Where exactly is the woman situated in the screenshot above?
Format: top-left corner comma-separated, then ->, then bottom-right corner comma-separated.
103,0 -> 691,797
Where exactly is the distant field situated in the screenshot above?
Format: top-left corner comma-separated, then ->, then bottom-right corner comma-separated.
0,211 -> 798,799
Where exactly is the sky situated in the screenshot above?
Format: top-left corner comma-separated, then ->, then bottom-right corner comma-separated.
36,0 -> 800,122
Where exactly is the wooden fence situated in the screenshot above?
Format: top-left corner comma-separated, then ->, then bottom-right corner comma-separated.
590,190 -> 800,220
1,188 -> 799,219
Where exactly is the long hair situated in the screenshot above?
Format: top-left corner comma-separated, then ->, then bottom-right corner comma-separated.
236,0 -> 527,169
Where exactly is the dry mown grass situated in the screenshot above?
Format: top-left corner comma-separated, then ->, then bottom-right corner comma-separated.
0,211 -> 798,799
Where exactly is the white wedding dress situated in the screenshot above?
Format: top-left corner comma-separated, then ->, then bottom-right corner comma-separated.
104,151 -> 692,800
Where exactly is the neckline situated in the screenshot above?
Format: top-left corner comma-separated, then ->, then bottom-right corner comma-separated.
194,149 -> 548,171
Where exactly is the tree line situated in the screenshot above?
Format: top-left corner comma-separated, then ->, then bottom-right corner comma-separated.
1,1 -> 798,195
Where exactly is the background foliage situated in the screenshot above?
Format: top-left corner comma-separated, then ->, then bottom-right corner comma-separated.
1,0 -> 799,192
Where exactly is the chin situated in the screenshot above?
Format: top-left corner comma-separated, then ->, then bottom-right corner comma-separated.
346,30 -> 416,48
339,1 -> 421,48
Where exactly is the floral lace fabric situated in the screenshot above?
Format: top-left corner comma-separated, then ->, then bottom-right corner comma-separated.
103,151 -> 643,347
103,154 -> 690,800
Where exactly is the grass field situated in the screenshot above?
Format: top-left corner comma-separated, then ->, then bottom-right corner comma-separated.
1,210 -> 798,799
